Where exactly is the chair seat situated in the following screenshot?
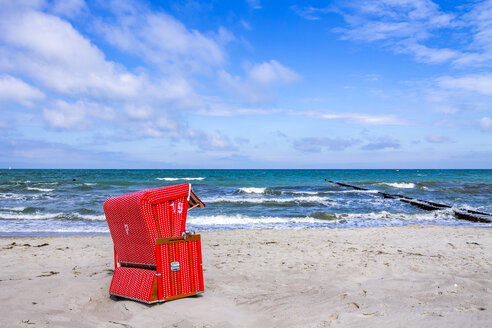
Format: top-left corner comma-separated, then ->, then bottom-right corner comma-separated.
110,267 -> 158,303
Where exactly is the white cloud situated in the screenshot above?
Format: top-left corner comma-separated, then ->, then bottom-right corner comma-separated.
124,104 -> 153,120
50,0 -> 88,19
196,101 -> 279,116
0,9 -> 143,99
293,137 -> 359,153
456,0 -> 492,66
0,3 -> 231,145
395,40 -> 459,63
249,60 -> 300,86
246,0 -> 262,10
43,101 -> 88,130
437,74 -> 492,95
95,8 -> 227,73
187,129 -> 237,151
0,0 -> 45,13
298,111 -> 409,125
218,60 -> 300,103
480,117 -> 492,132
423,75 -> 492,114
333,0 -> 453,40
361,136 -> 400,151
0,75 -> 44,107
43,100 -> 114,130
291,5 -> 331,21
240,20 -> 252,30
329,0 -> 492,67
0,1 -> 306,155
426,135 -> 454,143
0,1 -> 259,158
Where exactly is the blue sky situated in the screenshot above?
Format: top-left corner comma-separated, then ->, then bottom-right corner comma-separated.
0,0 -> 491,168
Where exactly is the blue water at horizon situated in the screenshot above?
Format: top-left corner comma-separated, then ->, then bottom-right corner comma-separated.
0,169 -> 490,236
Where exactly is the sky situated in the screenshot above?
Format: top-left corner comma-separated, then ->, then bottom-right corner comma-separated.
0,0 -> 491,169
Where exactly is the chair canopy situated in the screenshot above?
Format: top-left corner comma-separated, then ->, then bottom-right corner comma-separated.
104,183 -> 205,266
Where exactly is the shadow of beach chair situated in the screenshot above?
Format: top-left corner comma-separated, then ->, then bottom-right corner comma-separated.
103,183 -> 205,303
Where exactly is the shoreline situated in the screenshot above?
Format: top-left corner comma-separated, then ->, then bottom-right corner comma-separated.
1,225 -> 490,327
1,222 -> 490,238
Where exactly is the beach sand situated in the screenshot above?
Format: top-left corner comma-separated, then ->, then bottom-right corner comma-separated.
0,225 -> 490,327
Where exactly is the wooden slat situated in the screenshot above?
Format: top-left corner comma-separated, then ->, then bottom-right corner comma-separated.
155,234 -> 201,245
165,292 -> 197,302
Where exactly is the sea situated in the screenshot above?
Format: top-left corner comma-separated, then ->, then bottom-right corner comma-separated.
0,169 -> 491,236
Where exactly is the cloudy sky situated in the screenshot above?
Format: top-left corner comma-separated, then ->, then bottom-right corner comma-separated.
1,0 -> 491,168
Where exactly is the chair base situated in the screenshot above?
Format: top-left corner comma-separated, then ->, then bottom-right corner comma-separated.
109,291 -> 201,304
109,235 -> 204,304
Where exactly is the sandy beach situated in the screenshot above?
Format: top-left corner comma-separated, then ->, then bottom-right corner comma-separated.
0,225 -> 490,327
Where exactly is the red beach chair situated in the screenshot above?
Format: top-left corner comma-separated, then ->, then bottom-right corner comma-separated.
103,183 -> 205,303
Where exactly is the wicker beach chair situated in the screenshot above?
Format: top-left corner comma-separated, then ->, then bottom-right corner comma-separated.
103,183 -> 205,303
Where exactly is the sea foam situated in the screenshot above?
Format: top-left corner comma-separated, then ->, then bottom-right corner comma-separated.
187,214 -> 320,226
238,187 -> 266,194
379,182 -> 416,189
0,212 -> 65,220
156,177 -> 206,181
27,187 -> 54,192
0,207 -> 27,212
203,195 -> 336,206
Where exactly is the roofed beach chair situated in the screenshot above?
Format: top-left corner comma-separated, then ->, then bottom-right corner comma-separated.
103,183 -> 205,303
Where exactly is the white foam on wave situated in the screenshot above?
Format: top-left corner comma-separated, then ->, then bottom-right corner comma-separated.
451,203 -> 489,213
291,191 -> 320,195
203,195 -> 336,205
0,207 -> 27,212
156,177 -> 206,181
339,189 -> 380,194
0,227 -> 110,233
324,209 -> 457,224
27,187 -> 54,192
187,210 -> 462,229
379,182 -> 415,189
0,193 -> 54,201
187,214 -> 320,226
238,187 -> 266,194
0,212 -> 106,221
76,214 -> 106,221
0,212 -> 65,220
0,193 -> 26,200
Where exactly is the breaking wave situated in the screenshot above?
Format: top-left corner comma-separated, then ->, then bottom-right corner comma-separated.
379,182 -> 416,189
27,187 -> 54,192
203,195 -> 336,206
339,189 -> 380,194
156,177 -> 206,181
186,209 -> 478,231
0,212 -> 106,221
237,187 -> 267,194
187,214 -> 320,226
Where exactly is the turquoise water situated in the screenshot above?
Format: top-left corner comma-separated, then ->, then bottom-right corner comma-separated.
0,169 -> 491,236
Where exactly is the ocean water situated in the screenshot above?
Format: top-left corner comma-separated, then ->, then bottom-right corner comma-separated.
0,169 -> 491,236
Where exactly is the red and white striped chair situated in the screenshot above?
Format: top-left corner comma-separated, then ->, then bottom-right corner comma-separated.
103,183 -> 205,303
